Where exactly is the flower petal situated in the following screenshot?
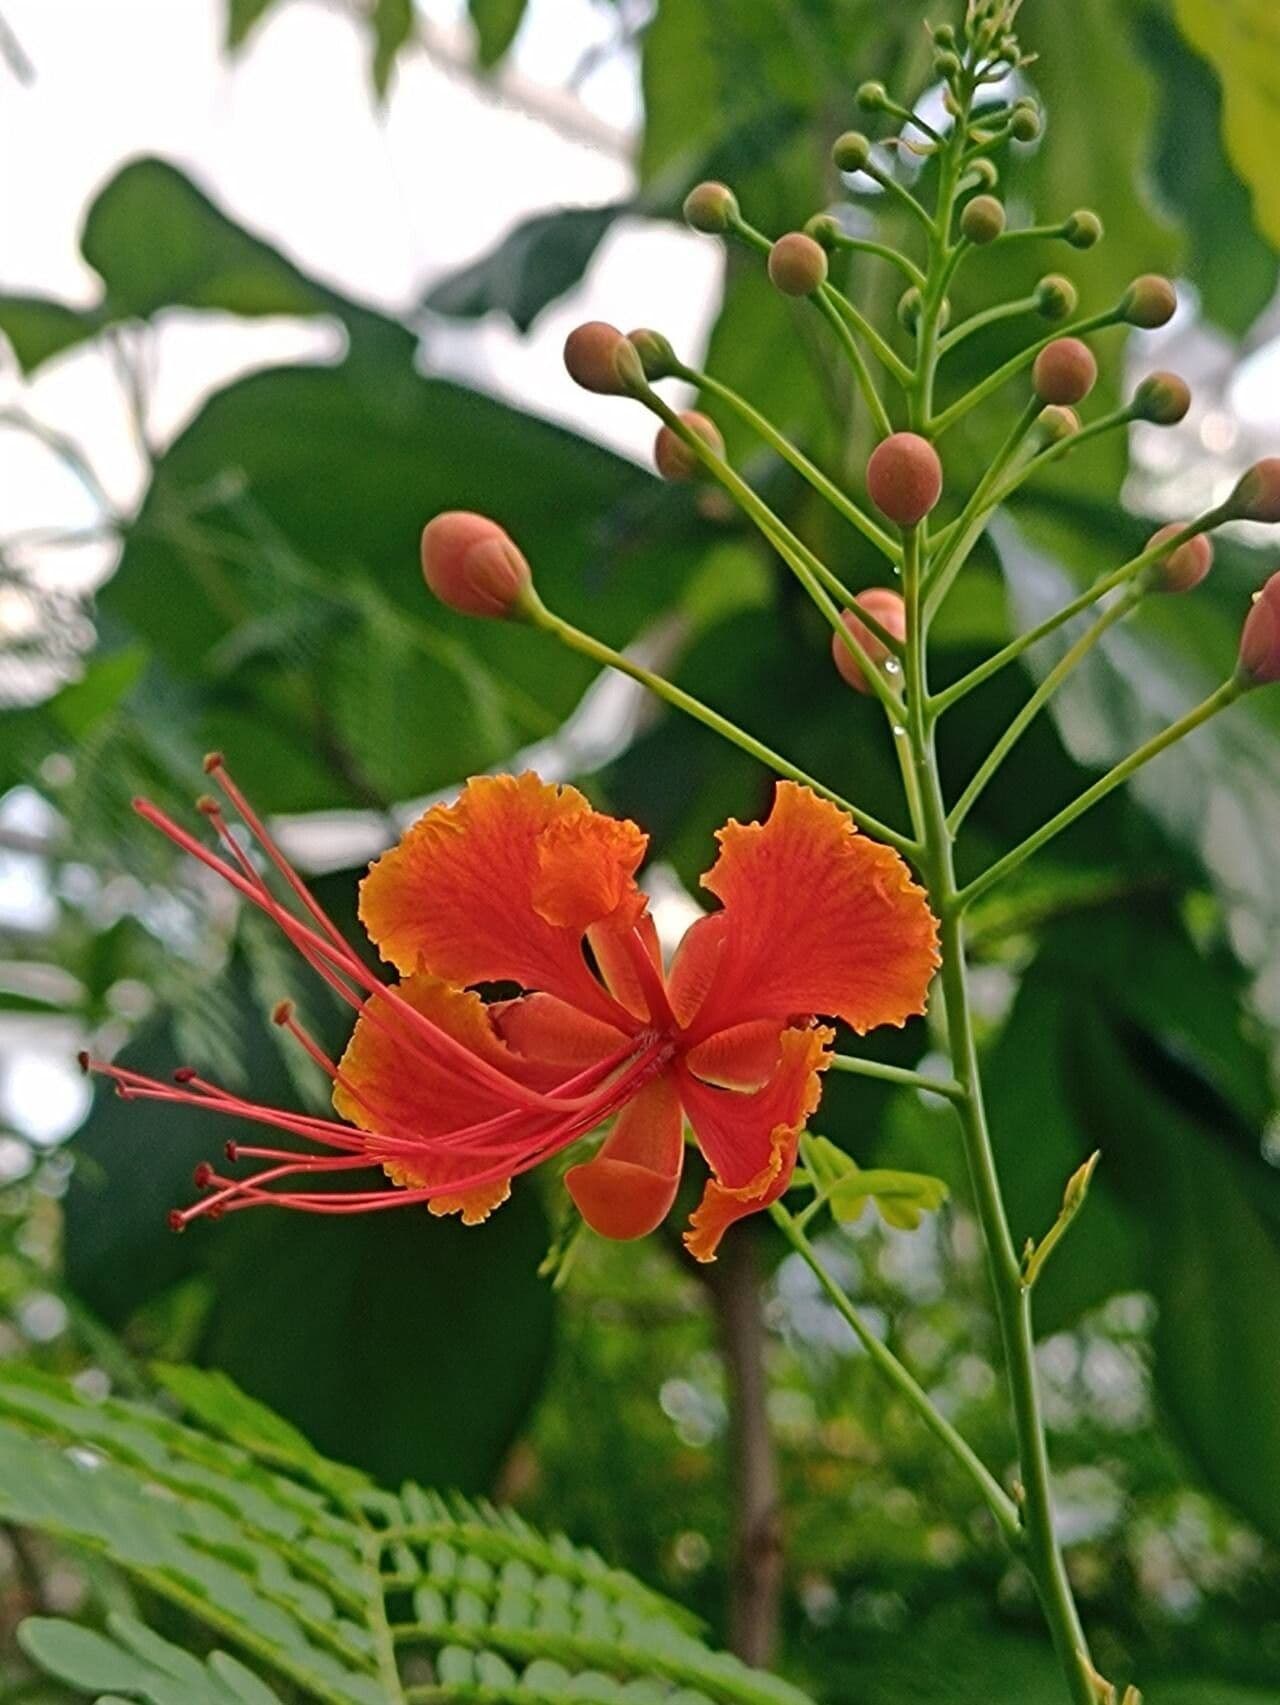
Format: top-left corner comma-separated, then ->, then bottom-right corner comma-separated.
492,993 -> 628,1072
587,913 -> 662,1021
334,974 -> 549,1220
686,782 -> 939,1039
684,1019 -> 783,1091
358,774 -> 647,1024
681,1025 -> 832,1263
677,1022 -> 832,1193
565,1073 -> 685,1241
666,912 -> 726,1029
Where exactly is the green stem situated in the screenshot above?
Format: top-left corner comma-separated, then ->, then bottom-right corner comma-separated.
937,293 -> 1042,357
768,1204 -> 1019,1539
958,676 -> 1246,910
821,283 -> 913,385
931,506 -> 1228,715
923,398 -> 1041,617
929,307 -> 1123,437
829,1053 -> 964,1101
947,585 -> 1143,832
529,601 -> 916,855
828,230 -> 926,288
813,290 -> 895,437
684,363 -> 901,565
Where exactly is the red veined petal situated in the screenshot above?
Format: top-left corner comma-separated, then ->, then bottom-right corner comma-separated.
679,1021 -> 831,1194
587,912 -> 662,1021
358,774 -> 646,1023
687,782 -> 939,1039
666,912 -> 726,1029
565,1072 -> 685,1241
492,993 -> 628,1072
684,1018 -> 784,1091
681,1025 -> 832,1263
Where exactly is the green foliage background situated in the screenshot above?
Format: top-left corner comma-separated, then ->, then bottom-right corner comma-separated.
1,0 -> 1280,1699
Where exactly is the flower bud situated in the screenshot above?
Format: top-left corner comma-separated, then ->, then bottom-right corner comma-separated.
422,512 -> 534,620
934,49 -> 962,78
1145,523 -> 1212,594
1227,458 -> 1280,524
1131,371 -> 1191,426
960,194 -> 1005,245
1063,209 -> 1103,250
1035,275 -> 1078,321
831,589 -> 906,694
1009,103 -> 1042,142
1036,405 -> 1081,445
1032,337 -> 1097,406
856,80 -> 888,111
896,288 -> 950,335
1121,274 -> 1177,329
965,158 -> 1000,191
931,23 -> 956,47
683,181 -> 738,234
832,130 -> 872,173
627,326 -> 678,381
804,213 -> 842,251
866,432 -> 943,527
768,232 -> 829,296
1239,573 -> 1280,686
563,322 -> 646,396
653,411 -> 724,482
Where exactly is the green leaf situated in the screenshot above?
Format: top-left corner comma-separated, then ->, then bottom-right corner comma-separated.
1135,4 -> 1277,335
370,0 -> 413,98
19,1616 -> 284,1704
468,0 -> 528,69
1172,0 -> 1280,248
799,1136 -> 948,1231
425,203 -> 629,332
0,293 -> 102,375
225,0 -> 283,50
0,1367 -> 816,1705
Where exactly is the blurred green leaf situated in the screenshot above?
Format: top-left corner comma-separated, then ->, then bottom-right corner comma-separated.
425,202 -> 629,331
469,0 -> 528,69
0,294 -> 102,375
1172,0 -> 1280,248
370,0 -> 413,97
225,0 -> 282,50
19,1617 -> 284,1705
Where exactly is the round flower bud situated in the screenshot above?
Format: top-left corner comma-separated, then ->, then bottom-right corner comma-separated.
1227,458 -> 1280,524
768,232 -> 829,296
960,194 -> 1006,245
683,181 -> 738,235
653,411 -> 724,482
1063,209 -> 1104,250
563,322 -> 646,396
1035,275 -> 1078,321
934,49 -> 962,78
932,23 -> 956,47
1032,337 -> 1098,405
1239,573 -> 1280,686
627,326 -> 678,381
1145,523 -> 1213,594
804,213 -> 842,250
856,80 -> 888,111
1121,274 -> 1177,329
1009,103 -> 1042,142
832,130 -> 872,173
965,157 -> 1000,191
1132,371 -> 1191,426
831,589 -> 907,695
896,288 -> 950,335
866,432 -> 943,527
422,512 -> 533,620
1036,405 -> 1082,445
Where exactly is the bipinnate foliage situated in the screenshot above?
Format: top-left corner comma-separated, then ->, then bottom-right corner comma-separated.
0,1362 -> 815,1705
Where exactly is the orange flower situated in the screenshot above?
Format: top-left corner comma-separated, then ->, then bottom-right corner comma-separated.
84,764 -> 939,1260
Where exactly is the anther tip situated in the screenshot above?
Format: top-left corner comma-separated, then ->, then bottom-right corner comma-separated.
202,751 -> 225,775
225,1140 -> 239,1162
173,1066 -> 196,1084
167,1209 -> 186,1233
271,999 -> 294,1026
76,1050 -> 90,1074
193,1162 -> 214,1189
196,794 -> 221,816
